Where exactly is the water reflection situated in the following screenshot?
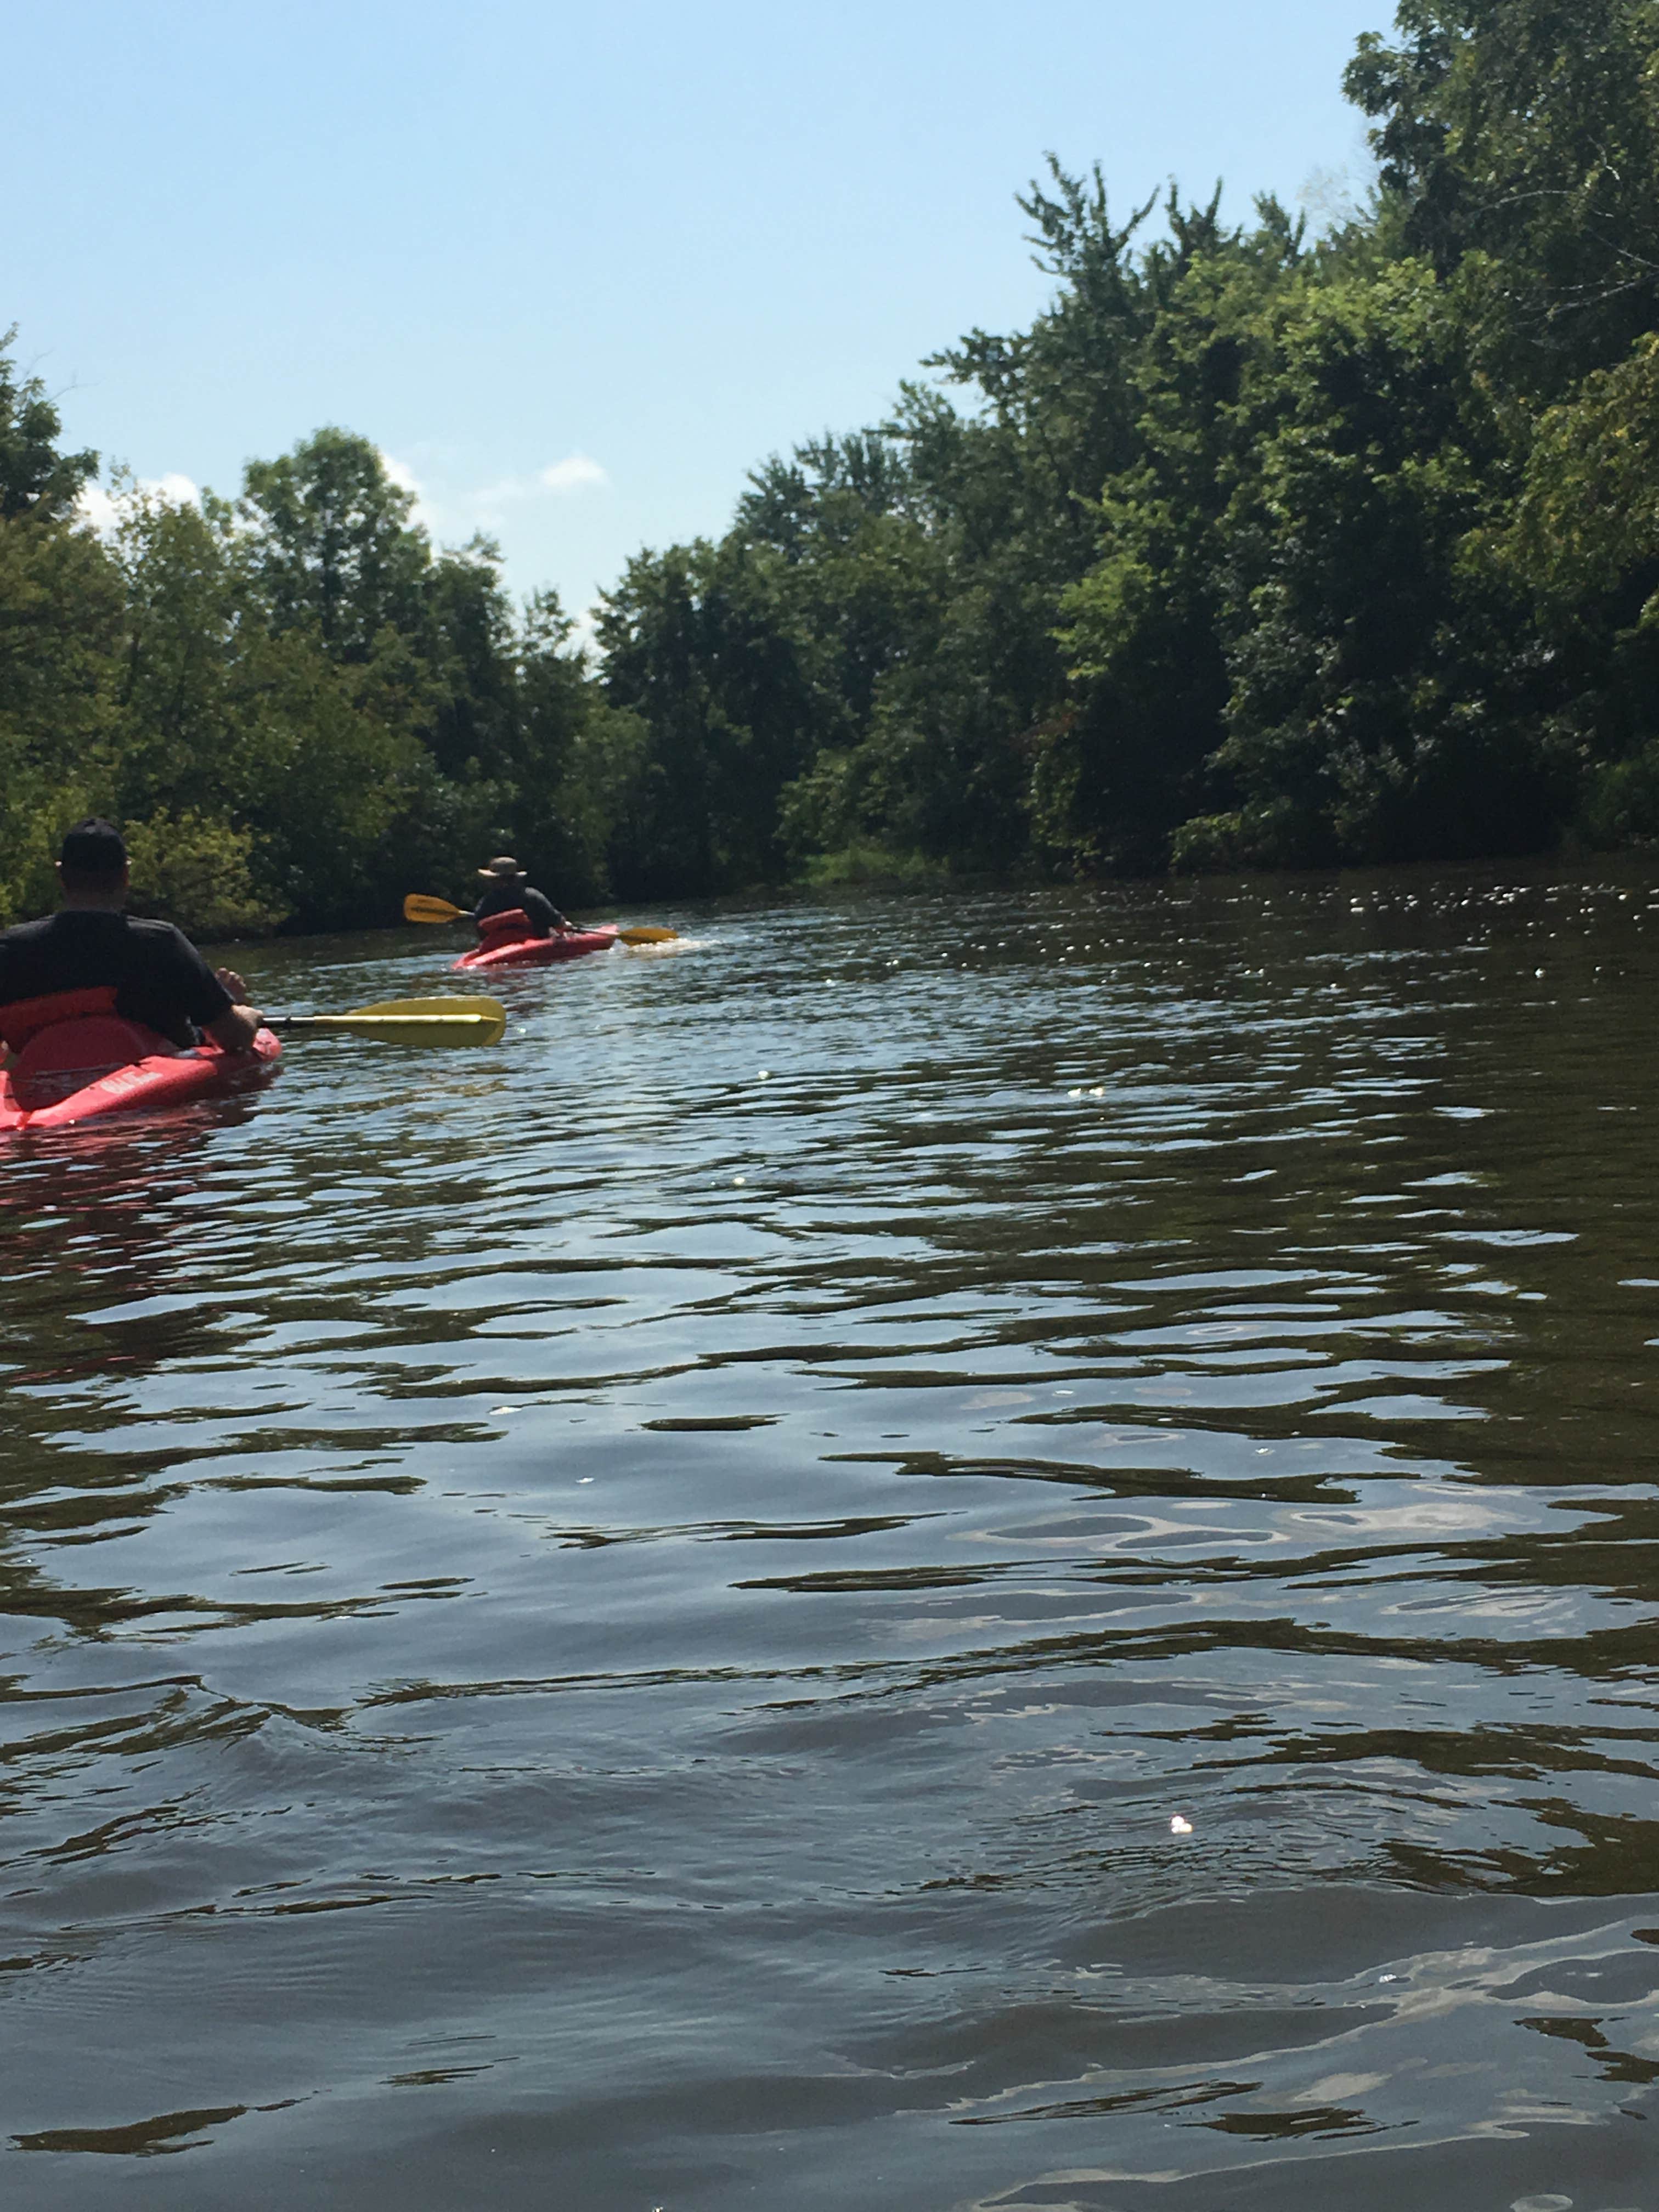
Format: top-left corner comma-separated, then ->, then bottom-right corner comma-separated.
1,866 -> 1657,2209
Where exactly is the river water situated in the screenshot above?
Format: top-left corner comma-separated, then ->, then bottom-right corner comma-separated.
3,870 -> 1658,2210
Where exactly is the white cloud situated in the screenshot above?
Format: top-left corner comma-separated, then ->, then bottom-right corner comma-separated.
539,455 -> 608,495
379,451 -> 420,496
381,450 -> 607,540
76,472 -> 201,535
461,455 -> 611,520
379,450 -> 442,538
76,484 -> 121,534
470,474 -> 535,510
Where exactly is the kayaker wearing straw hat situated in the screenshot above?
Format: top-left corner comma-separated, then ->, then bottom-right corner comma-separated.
471,855 -> 572,940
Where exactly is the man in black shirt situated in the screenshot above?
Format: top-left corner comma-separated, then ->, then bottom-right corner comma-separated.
0,819 -> 264,1051
472,855 -> 572,939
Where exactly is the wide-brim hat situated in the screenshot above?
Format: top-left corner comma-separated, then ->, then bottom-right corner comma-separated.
478,855 -> 526,879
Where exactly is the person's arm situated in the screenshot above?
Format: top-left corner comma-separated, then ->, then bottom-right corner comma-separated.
526,888 -> 572,935
206,966 -> 263,1052
139,926 -> 261,1050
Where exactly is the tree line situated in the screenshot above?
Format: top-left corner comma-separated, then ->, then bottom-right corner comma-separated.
5,0 -> 1659,936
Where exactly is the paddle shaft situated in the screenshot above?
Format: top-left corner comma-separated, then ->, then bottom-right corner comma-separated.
264,995 -> 508,1046
268,1014 -> 498,1032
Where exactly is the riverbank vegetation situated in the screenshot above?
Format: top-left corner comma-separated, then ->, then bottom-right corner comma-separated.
6,0 -> 1659,933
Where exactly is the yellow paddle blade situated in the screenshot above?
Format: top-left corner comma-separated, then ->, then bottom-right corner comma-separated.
351,995 -> 506,1017
350,996 -> 507,1045
404,893 -> 465,924
614,926 -> 679,945
280,996 -> 507,1047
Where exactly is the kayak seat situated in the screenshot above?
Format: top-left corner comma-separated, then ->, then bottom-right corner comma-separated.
477,907 -> 537,950
8,1011 -> 177,1113
0,984 -> 122,1053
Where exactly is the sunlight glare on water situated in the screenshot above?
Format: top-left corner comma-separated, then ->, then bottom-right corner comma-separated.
3,868 -> 1659,2210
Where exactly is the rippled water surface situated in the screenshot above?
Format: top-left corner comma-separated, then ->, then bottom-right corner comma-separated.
5,870 -> 1659,2210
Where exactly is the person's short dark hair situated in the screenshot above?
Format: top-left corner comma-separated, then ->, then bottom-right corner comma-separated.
59,817 -> 128,884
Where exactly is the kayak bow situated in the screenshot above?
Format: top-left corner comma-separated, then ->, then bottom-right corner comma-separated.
454,929 -> 619,972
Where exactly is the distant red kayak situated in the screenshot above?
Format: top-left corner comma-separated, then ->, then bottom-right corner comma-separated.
453,909 -> 620,972
0,992 -> 281,1136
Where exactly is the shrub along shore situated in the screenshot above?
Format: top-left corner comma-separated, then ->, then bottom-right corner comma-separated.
7,0 -> 1659,939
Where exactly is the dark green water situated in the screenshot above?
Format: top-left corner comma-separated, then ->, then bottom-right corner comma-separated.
3,870 -> 1659,2210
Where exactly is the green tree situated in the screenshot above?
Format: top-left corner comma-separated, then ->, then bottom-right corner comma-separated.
598,535 -> 827,894
1200,258 -> 1567,865
1490,328 -> 1659,837
1049,200 -> 1306,868
0,511 -> 120,922
1346,0 -> 1659,391
239,426 -> 431,661
0,328 -> 98,520
0,330 -> 115,922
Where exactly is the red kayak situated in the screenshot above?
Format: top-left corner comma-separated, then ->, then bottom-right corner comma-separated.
454,908 -> 619,973
0,986 -> 281,1136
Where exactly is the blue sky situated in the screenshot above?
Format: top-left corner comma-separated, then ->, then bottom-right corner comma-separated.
8,0 -> 1390,618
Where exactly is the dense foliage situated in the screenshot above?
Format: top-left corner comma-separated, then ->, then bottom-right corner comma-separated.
0,368 -> 644,932
6,0 -> 1659,935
